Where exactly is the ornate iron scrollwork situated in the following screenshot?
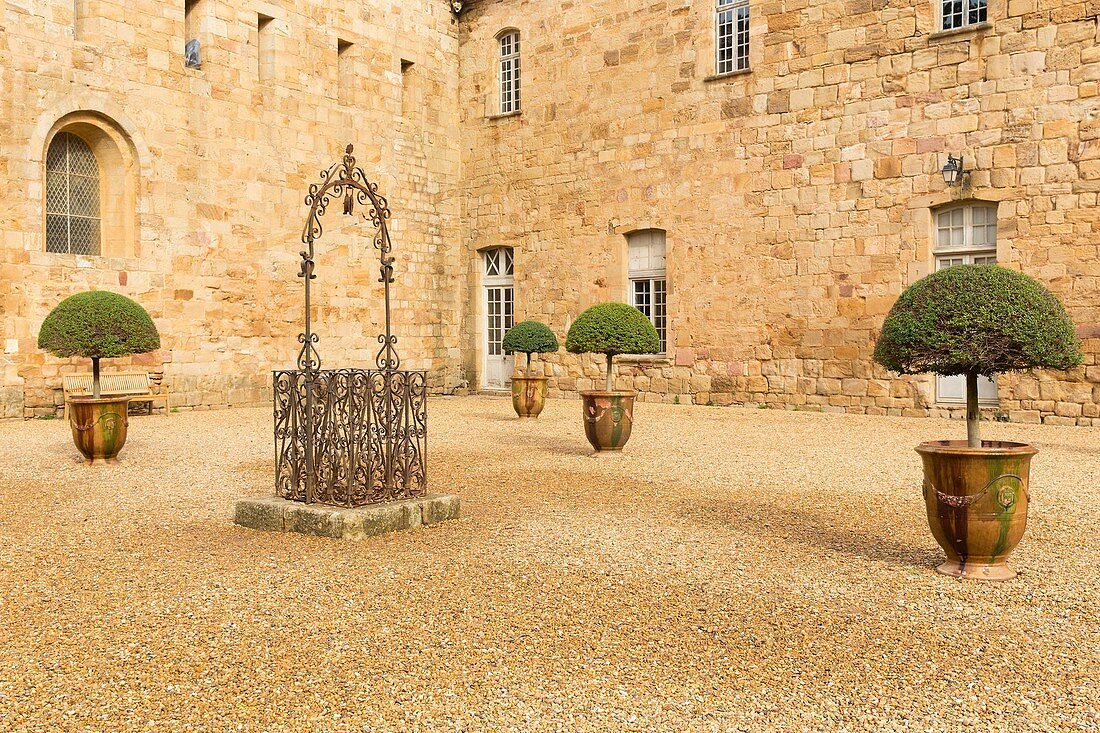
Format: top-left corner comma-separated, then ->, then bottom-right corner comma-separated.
275,145 -> 427,507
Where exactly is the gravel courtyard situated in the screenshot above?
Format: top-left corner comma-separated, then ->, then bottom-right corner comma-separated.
0,396 -> 1097,732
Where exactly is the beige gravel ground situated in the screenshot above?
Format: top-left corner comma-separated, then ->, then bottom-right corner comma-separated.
0,395 -> 1098,732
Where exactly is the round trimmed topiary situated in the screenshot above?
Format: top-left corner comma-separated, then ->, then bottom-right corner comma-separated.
39,291 -> 161,398
566,302 -> 660,390
502,320 -> 559,374
874,264 -> 1082,446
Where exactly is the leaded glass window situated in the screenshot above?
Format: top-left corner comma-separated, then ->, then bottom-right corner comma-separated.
45,132 -> 101,255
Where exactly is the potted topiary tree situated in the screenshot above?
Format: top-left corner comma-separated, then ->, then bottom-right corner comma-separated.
874,265 -> 1082,580
502,320 -> 559,418
565,302 -> 660,452
38,291 -> 161,465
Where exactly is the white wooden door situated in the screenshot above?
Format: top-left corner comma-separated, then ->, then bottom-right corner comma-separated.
483,248 -> 514,390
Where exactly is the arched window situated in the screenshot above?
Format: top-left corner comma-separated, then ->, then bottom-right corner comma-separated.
40,112 -> 140,258
46,132 -> 101,255
498,30 -> 521,115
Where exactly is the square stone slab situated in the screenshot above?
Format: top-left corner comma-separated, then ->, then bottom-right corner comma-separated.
234,494 -> 460,540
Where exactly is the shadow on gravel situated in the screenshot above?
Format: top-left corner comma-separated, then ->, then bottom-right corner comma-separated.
683,498 -> 941,570
491,433 -> 595,456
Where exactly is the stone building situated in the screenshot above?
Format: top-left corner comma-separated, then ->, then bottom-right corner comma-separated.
2,0 -> 1098,424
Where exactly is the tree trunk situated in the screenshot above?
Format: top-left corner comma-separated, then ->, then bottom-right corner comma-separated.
526,351 -> 532,378
92,357 -> 101,399
966,371 -> 981,448
605,353 -> 614,392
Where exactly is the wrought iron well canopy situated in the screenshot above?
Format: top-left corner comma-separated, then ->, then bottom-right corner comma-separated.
274,145 -> 427,507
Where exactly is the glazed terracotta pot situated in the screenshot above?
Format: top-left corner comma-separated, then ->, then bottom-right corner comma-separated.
68,396 -> 130,465
511,375 -> 548,418
580,390 -> 635,452
916,440 -> 1037,581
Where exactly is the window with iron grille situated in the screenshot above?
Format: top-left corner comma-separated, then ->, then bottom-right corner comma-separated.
499,31 -> 521,115
941,0 -> 986,30
628,230 -> 667,353
45,132 -> 101,256
716,0 -> 749,75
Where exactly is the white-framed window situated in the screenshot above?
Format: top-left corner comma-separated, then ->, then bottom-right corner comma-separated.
627,230 -> 667,353
933,203 -> 998,404
498,31 -> 521,115
45,132 -> 101,255
716,0 -> 750,75
940,0 -> 987,30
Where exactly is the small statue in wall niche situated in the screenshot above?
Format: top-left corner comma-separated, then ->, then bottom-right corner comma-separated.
450,1 -> 465,17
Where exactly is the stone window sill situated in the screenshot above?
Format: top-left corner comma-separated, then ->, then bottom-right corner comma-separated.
487,111 -> 522,121
618,355 -> 672,367
928,21 -> 992,41
704,68 -> 752,83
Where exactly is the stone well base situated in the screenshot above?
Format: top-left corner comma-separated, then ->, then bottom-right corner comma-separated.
234,494 -> 460,540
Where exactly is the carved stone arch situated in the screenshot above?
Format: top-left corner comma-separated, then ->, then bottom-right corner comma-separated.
35,106 -> 144,258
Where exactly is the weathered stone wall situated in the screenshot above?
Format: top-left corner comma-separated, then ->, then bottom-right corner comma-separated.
457,0 -> 1100,425
0,0 -> 466,417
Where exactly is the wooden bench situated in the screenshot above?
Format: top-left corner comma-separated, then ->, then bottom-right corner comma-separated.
62,372 -> 170,420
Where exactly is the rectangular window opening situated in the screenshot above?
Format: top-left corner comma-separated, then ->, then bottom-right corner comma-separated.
184,0 -> 202,68
716,0 -> 750,75
627,230 -> 669,354
499,32 -> 521,115
933,204 -> 998,404
941,0 -> 986,30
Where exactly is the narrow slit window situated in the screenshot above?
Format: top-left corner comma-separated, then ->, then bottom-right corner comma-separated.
184,0 -> 202,68
74,0 -> 89,40
400,59 -> 415,117
257,14 -> 275,82
45,132 -> 101,256
337,40 -> 353,104
716,0 -> 750,75
498,31 -> 521,115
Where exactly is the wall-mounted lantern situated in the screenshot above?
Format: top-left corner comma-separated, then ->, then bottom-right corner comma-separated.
941,155 -> 964,187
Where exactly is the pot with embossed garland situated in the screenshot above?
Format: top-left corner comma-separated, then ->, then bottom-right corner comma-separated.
874,265 -> 1082,580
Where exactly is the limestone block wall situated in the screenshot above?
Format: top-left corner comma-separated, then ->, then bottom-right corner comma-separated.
457,0 -> 1100,425
0,0 -> 466,418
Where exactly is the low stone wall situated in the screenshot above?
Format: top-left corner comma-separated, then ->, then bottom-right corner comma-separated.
541,340 -> 1100,427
